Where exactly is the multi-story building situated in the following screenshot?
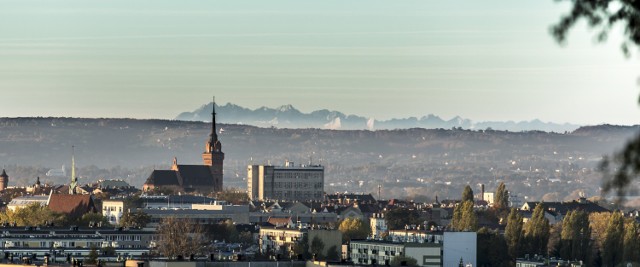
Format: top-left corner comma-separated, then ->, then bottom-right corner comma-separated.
248,161 -> 324,201
350,231 -> 476,267
370,213 -> 388,239
102,200 -> 125,225
258,226 -> 341,258
387,229 -> 443,244
0,226 -> 154,261
349,240 -> 442,267
143,205 -> 250,227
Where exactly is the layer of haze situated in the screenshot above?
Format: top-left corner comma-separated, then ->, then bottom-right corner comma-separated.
1,0 -> 639,125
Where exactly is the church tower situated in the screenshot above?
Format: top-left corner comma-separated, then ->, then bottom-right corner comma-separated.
202,100 -> 224,192
0,169 -> 8,191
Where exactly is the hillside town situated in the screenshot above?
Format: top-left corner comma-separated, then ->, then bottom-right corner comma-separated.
0,105 -> 635,267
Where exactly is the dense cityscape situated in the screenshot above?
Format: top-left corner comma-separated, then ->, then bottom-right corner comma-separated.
0,104 -> 636,267
3,1 -> 640,267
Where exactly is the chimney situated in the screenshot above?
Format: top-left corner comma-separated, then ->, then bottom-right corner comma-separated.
481,184 -> 485,201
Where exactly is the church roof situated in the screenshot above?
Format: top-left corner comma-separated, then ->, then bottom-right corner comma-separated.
0,169 -> 7,178
176,165 -> 214,187
48,194 -> 96,218
145,170 -> 180,186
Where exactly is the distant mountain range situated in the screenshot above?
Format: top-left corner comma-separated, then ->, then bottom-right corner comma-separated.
176,102 -> 581,132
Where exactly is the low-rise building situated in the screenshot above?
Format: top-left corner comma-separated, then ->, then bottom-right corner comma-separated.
7,195 -> 49,211
102,200 -> 126,225
387,229 -> 443,244
0,226 -> 154,261
349,240 -> 442,267
259,226 -> 341,259
370,213 -> 387,239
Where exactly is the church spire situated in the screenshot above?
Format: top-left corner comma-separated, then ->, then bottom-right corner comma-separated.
210,97 -> 218,145
205,97 -> 221,153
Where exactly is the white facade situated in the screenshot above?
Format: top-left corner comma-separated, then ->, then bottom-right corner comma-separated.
370,213 -> 388,239
349,240 -> 442,267
443,232 -> 477,267
388,230 -> 444,244
102,200 -> 125,225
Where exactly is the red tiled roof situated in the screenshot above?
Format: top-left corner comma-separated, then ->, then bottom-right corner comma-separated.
48,194 -> 96,218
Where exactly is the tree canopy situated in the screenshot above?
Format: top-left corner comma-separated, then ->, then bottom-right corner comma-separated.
523,204 -> 550,257
462,185 -> 474,203
505,208 -> 523,260
155,217 -> 206,259
451,200 -> 477,232
384,208 -> 422,230
338,218 -> 371,242
0,203 -> 65,226
119,210 -> 151,228
494,182 -> 509,210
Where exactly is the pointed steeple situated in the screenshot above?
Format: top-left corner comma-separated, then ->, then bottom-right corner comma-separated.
0,169 -> 7,179
206,97 -> 221,153
210,97 -> 218,146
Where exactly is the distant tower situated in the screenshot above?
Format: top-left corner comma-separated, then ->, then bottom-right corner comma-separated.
202,98 -> 224,192
69,146 -> 78,194
35,176 -> 41,188
0,169 -> 8,191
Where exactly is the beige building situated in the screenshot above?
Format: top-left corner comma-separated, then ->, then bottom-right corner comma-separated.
259,227 -> 341,258
248,162 -> 324,201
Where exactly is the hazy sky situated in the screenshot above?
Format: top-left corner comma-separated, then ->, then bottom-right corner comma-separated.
1,0 -> 639,125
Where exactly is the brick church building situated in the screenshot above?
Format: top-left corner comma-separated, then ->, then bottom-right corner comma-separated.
143,103 -> 224,193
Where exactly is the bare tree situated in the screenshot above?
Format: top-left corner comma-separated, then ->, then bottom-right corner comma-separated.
155,217 -> 206,259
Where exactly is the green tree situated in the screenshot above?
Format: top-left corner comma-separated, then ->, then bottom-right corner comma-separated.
551,1 -> 640,200
623,220 -> 640,264
523,203 -> 550,257
602,211 -> 624,267
86,245 -> 99,264
494,182 -> 509,210
451,200 -> 477,231
338,218 -> 371,242
326,245 -> 340,261
238,231 -> 254,246
310,236 -> 325,260
78,212 -> 110,227
384,208 -> 422,230
119,210 -> 151,228
292,234 -> 310,260
462,185 -> 474,203
547,222 -> 563,258
477,227 -> 510,267
216,188 -> 250,205
0,203 -> 65,226
505,208 -> 523,260
560,211 -> 591,262
390,255 -> 418,266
